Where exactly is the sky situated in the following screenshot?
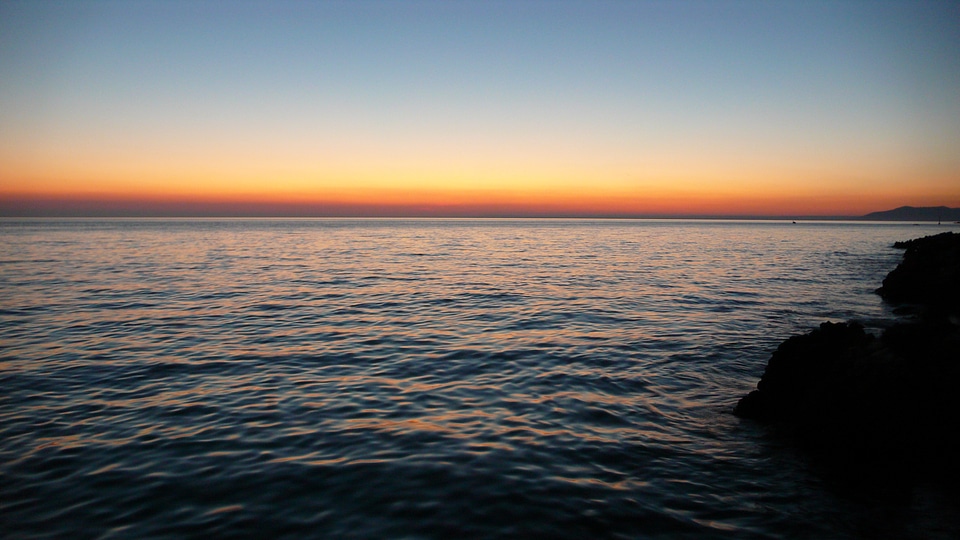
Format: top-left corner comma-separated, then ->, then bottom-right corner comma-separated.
1,0 -> 959,217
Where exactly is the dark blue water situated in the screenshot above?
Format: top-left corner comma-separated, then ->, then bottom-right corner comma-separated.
2,219 -> 959,539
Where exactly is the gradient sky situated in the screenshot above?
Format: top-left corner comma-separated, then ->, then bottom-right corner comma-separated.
2,0 -> 959,217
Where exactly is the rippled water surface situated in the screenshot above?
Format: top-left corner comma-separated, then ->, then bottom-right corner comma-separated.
2,219 -> 958,539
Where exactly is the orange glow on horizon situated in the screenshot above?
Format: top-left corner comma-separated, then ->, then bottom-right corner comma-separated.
4,176 -> 958,217
3,120 -> 958,217
3,143 -> 959,217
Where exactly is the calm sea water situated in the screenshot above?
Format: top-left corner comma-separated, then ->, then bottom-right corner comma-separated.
2,218 -> 958,539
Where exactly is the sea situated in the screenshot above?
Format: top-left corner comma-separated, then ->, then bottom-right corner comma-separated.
2,218 -> 958,539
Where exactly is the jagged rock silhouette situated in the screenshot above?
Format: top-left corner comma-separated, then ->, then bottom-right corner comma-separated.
736,232 -> 960,470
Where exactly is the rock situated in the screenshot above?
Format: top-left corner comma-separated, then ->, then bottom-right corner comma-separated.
736,232 -> 960,469
734,322 -> 880,422
736,320 -> 960,464
877,231 -> 960,311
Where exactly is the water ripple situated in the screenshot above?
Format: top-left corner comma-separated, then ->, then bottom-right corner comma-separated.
2,219 -> 956,539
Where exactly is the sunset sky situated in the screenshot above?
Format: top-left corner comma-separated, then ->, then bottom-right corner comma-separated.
2,0 -> 959,217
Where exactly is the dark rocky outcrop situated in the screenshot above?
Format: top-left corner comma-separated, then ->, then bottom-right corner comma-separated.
876,232 -> 960,310
735,232 -> 960,469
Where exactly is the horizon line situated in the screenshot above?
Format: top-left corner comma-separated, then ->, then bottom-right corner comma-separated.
3,195 -> 957,220
2,214 -> 952,222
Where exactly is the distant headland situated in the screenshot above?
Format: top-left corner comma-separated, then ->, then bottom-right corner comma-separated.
858,206 -> 960,222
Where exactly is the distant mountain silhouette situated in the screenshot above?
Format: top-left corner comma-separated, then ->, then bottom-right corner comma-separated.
861,206 -> 960,222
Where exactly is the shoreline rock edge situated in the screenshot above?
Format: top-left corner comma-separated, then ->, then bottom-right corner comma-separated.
734,232 -> 960,469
